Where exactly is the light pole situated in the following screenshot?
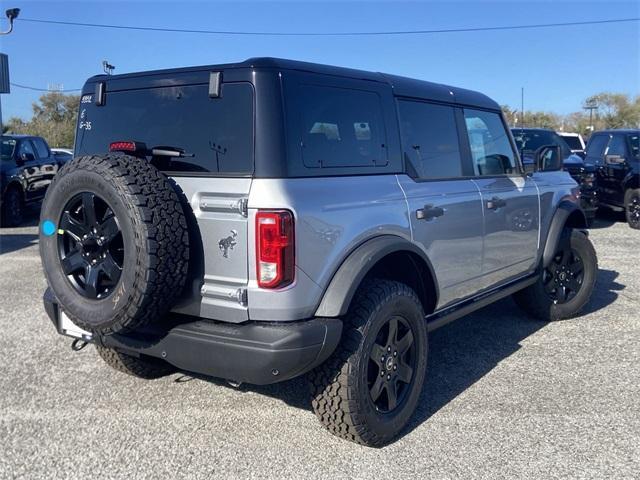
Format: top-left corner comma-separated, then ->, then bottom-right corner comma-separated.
1,8 -> 20,134
583,99 -> 599,133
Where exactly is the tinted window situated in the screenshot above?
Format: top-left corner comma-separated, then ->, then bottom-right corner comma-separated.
512,129 -> 571,157
17,140 -> 36,159
32,138 -> 50,159
464,109 -> 517,175
560,135 -> 583,150
586,135 -> 609,159
76,83 -> 254,174
1,137 -> 16,161
299,85 -> 387,168
398,100 -> 462,179
607,135 -> 627,156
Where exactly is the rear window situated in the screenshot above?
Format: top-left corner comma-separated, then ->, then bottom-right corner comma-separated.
32,138 -> 50,158
298,85 -> 387,168
560,135 -> 582,150
75,82 -> 254,174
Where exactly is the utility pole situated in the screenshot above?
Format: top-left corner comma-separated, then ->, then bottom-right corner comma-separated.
0,8 -> 21,134
583,99 -> 599,133
521,87 -> 525,128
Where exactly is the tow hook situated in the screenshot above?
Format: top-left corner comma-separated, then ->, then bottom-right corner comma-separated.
71,338 -> 89,351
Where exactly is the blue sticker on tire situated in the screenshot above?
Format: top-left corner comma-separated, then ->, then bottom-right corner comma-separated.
42,220 -> 56,236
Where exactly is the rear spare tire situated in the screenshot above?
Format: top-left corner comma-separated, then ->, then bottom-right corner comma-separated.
39,154 -> 189,335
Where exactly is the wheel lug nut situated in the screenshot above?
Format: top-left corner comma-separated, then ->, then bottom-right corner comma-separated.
393,351 -> 397,357
387,375 -> 391,380
381,356 -> 385,363
387,347 -> 391,352
393,365 -> 397,371
380,371 -> 384,377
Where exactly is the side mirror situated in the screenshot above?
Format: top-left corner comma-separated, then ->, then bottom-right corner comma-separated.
605,154 -> 625,165
534,145 -> 563,172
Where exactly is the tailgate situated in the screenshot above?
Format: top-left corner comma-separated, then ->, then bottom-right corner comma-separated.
171,177 -> 251,323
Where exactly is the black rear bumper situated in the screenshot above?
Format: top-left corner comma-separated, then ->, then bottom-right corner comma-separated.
43,288 -> 342,385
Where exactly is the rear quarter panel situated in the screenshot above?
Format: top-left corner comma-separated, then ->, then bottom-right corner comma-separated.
247,175 -> 410,320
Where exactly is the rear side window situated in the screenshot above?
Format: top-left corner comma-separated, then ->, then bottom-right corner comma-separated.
606,135 -> 627,156
397,100 -> 462,179
76,83 -> 254,174
32,138 -> 50,159
463,109 -> 517,176
17,140 -> 36,159
299,85 -> 387,168
586,135 -> 609,158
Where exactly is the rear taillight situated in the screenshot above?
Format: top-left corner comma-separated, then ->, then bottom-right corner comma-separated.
256,210 -> 294,289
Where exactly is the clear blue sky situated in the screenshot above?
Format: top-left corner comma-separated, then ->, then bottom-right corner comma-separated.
1,0 -> 638,120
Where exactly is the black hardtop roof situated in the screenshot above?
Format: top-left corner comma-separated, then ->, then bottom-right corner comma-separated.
592,129 -> 640,134
85,57 -> 499,110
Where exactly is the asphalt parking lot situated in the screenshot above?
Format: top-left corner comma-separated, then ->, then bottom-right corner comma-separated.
0,208 -> 638,479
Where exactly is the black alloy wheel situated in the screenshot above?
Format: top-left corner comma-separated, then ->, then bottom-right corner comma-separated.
542,243 -> 584,304
367,316 -> 416,413
627,193 -> 640,229
2,187 -> 24,227
57,192 -> 124,299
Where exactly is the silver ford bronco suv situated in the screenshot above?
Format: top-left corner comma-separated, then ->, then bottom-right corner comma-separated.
40,58 -> 597,447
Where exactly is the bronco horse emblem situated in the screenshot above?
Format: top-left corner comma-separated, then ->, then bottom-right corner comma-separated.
218,230 -> 238,258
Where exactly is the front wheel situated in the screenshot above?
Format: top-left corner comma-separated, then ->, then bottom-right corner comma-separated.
514,229 -> 597,321
625,188 -> 640,229
308,279 -> 428,447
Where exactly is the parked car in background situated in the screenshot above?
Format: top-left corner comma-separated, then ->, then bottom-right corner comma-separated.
51,148 -> 74,165
1,134 -> 59,226
512,128 -> 598,223
585,129 -> 640,229
558,132 -> 586,158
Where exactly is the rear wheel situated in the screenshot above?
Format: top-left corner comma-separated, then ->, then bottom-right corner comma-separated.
309,279 -> 427,447
1,186 -> 24,227
625,188 -> 640,229
514,229 -> 597,321
39,154 -> 190,335
96,346 -> 175,379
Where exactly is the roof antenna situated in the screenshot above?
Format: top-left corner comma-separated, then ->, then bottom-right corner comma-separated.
102,60 -> 115,75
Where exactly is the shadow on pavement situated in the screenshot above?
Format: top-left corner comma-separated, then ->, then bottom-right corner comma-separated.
589,209 -> 625,230
0,233 -> 40,254
174,266 -> 624,441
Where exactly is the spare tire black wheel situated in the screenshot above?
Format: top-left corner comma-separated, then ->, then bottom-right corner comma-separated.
39,154 -> 190,335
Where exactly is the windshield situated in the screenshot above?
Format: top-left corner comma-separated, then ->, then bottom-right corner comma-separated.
560,135 -> 583,150
1,137 -> 17,161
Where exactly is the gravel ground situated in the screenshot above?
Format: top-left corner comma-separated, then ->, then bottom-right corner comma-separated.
0,208 -> 638,479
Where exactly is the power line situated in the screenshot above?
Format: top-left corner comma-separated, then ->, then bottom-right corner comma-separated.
10,82 -> 81,92
17,16 -> 640,36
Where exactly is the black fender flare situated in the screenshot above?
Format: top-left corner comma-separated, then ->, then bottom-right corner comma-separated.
542,201 -> 588,268
314,235 -> 438,317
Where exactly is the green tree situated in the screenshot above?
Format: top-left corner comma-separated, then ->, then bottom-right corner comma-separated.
4,92 -> 80,147
586,92 -> 640,130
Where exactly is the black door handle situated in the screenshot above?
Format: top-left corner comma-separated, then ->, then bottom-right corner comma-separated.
416,204 -> 445,220
486,197 -> 507,210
